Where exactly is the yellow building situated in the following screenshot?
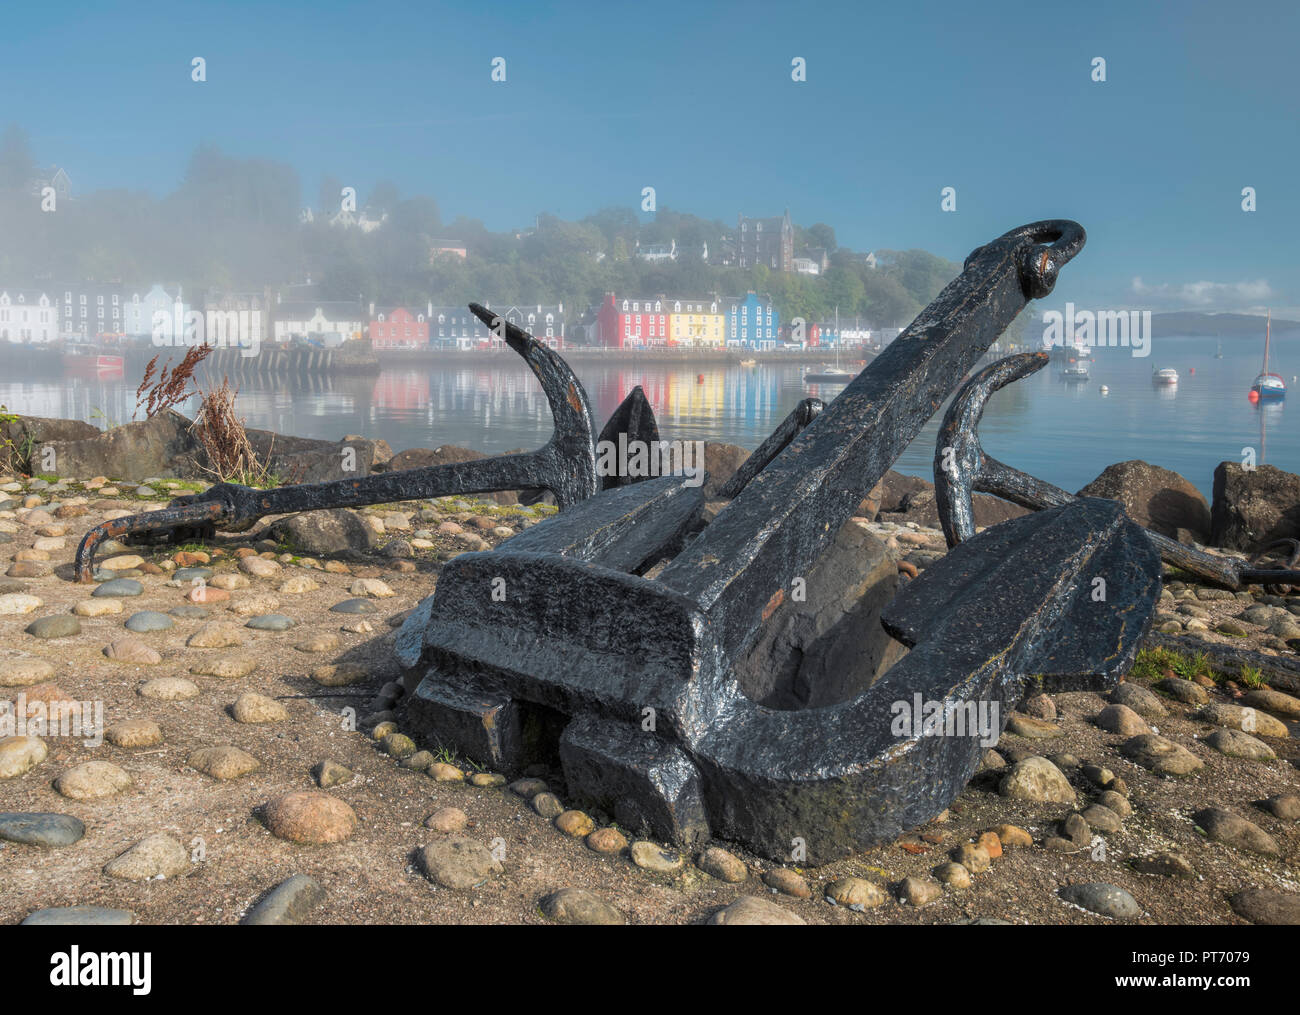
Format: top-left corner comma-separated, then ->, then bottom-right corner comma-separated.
668,297 -> 725,347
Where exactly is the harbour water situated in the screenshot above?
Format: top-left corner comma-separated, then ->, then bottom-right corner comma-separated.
0,334 -> 1294,501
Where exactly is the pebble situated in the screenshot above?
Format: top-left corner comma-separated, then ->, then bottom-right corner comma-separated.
73,598 -> 123,617
232,693 -> 288,724
0,811 -> 85,847
92,578 -> 144,598
825,877 -> 887,909
245,613 -> 296,632
1229,888 -> 1300,926
0,658 -> 55,686
1120,734 -> 1204,776
999,756 -> 1076,803
243,875 -> 327,925
310,663 -> 367,687
103,833 -> 189,881
239,557 -> 282,578
186,585 -> 228,604
1242,687 -> 1300,720
209,573 -> 248,591
993,823 -> 1033,848
1157,676 -> 1208,704
54,760 -> 132,800
586,827 -> 629,854
1094,703 -> 1150,736
103,638 -> 162,665
187,622 -> 246,648
952,842 -> 992,873
1060,883 -> 1141,920
295,633 -> 341,653
555,809 -> 595,838
1193,807 -> 1280,855
103,554 -> 145,570
105,719 -> 163,748
540,888 -> 625,925
21,906 -> 134,926
1263,793 -> 1300,820
1006,713 -> 1062,739
934,862 -> 972,888
426,762 -> 464,782
312,760 -> 353,787
264,791 -> 358,844
470,772 -> 505,788
709,895 -> 805,925
382,733 -> 417,760
330,598 -> 378,614
139,676 -> 200,701
629,841 -> 687,875
508,778 -> 547,799
350,578 -> 395,598
424,807 -> 468,833
1099,790 -> 1132,817
278,576 -> 319,594
1131,852 -> 1195,877
125,611 -> 174,633
698,846 -> 749,882
169,604 -> 209,619
189,745 -> 261,780
762,867 -> 812,898
899,875 -> 943,907
25,615 -> 81,639
228,594 -> 282,617
531,792 -> 564,819
1081,804 -> 1123,833
190,654 -> 257,679
419,837 -> 503,889
0,593 -> 42,615
1109,682 -> 1169,718
1205,728 -> 1276,761
1195,704 -> 1288,738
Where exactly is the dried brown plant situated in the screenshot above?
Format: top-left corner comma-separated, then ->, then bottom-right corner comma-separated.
134,344 -> 212,420
190,375 -> 273,486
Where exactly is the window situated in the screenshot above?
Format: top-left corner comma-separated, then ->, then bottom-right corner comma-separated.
80,295 -> 86,305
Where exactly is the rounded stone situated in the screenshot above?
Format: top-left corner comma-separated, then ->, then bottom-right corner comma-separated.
419,836 -> 502,889
73,598 -> 123,617
92,579 -> 144,598
0,811 -> 85,847
999,756 -> 1076,803
1193,807 -> 1280,855
555,809 -> 596,838
1120,734 -> 1204,776
0,657 -> 55,687
762,867 -> 812,898
103,833 -> 189,881
540,888 -> 624,925
531,792 -> 564,819
952,842 -> 992,873
427,762 -> 464,782
935,862 -> 971,888
1109,682 -> 1169,718
242,875 -> 327,926
1060,882 -> 1141,920
124,611 -> 174,633
424,807 -> 468,833
0,735 -> 48,778
187,622 -> 245,649
0,593 -> 43,615
900,875 -> 943,907
698,846 -> 748,883
245,613 -> 296,632
189,745 -> 260,780
330,598 -> 378,614
1205,728 -> 1276,761
1229,888 -> 1300,926
264,791 -> 358,844
586,827 -> 629,854
630,840 -> 686,875
825,876 -> 887,909
709,895 -> 804,925
993,823 -> 1033,848
105,719 -> 163,748
1081,804 -> 1123,833
139,676 -> 200,701
1094,703 -> 1150,737
382,733 -> 417,760
295,633 -> 341,653
470,772 -> 505,788
21,906 -> 134,926
54,761 -> 132,800
310,663 -> 367,687
25,615 -> 81,640
103,638 -> 162,665
232,692 -> 288,724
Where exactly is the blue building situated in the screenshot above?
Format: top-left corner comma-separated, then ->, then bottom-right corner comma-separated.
723,291 -> 779,349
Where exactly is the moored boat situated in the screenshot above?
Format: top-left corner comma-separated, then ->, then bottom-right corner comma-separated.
1152,366 -> 1178,386
1249,311 -> 1286,401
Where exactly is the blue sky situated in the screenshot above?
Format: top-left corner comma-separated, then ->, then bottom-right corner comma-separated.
6,0 -> 1298,314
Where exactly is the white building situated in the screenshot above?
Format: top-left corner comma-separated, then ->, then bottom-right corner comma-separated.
0,290 -> 59,343
272,299 -> 366,343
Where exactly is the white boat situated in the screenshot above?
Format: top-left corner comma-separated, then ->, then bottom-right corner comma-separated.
1152,366 -> 1179,386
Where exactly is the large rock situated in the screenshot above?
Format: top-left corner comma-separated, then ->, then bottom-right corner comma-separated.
44,409 -> 205,481
270,509 -> 380,559
1211,462 -> 1300,551
246,428 -> 391,484
734,518 -> 905,708
0,416 -> 99,473
1077,460 -> 1211,544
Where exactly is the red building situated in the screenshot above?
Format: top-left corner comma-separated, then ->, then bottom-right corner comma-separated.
596,292 -> 669,349
368,306 -> 429,350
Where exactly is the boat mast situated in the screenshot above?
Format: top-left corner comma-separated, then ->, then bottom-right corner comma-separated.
1264,309 -> 1271,376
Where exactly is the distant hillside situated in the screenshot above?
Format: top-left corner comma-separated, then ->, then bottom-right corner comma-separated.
1152,312 -> 1300,338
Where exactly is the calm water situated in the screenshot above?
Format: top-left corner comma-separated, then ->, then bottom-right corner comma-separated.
2,334 -> 1295,501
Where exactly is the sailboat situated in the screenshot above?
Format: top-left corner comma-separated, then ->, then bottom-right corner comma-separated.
804,306 -> 856,384
1214,337 -> 1223,359
1249,311 -> 1286,401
